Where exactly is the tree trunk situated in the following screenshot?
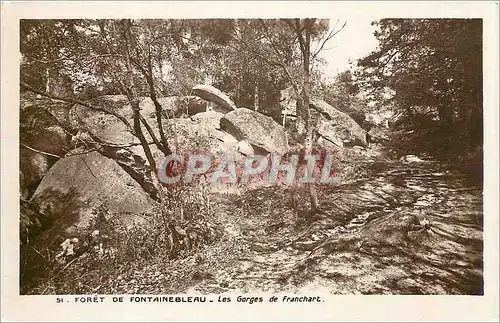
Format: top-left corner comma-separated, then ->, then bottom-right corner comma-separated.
121,20 -> 157,173
253,82 -> 260,111
298,19 -> 319,213
295,97 -> 307,138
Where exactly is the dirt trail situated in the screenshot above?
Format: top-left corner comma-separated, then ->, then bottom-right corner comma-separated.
179,159 -> 483,295
53,158 -> 482,295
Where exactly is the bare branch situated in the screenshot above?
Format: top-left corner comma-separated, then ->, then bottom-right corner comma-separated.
98,140 -> 156,148
312,20 -> 347,60
381,49 -> 399,70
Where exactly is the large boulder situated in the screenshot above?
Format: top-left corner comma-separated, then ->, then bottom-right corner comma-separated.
310,99 -> 367,147
190,110 -> 224,129
67,95 -> 134,146
220,108 -> 289,155
67,95 -> 174,144
277,93 -> 367,148
316,122 -> 346,148
192,84 -> 236,113
147,117 -> 243,157
30,151 -> 156,236
67,95 -> 208,147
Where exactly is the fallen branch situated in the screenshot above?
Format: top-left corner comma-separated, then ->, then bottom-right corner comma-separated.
65,147 -> 101,157
99,140 -> 156,148
20,143 -> 61,159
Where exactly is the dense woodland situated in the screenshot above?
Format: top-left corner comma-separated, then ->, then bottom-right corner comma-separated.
19,19 -> 483,295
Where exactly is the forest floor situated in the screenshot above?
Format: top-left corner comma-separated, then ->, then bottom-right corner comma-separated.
173,159 -> 483,295
22,149 -> 483,295
79,157 -> 483,295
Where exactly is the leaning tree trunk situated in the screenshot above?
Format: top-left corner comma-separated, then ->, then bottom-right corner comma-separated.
121,19 -> 165,201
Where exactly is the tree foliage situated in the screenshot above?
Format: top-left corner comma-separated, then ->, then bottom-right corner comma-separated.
356,19 -> 482,152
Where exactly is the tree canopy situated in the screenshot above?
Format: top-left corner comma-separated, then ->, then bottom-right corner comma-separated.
356,19 -> 482,152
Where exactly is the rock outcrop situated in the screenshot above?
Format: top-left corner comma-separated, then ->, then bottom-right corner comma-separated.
220,108 -> 289,155
140,96 -> 180,119
150,117 -> 247,159
192,84 -> 237,113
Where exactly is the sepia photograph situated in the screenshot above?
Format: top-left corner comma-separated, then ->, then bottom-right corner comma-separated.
2,1 -> 499,322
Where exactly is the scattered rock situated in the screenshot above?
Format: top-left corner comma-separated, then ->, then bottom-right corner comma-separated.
278,94 -> 367,148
